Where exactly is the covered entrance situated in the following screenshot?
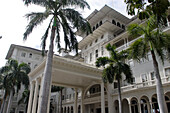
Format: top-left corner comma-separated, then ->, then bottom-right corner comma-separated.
26,55 -> 111,113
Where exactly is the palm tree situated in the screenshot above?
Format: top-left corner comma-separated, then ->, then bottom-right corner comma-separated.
96,44 -> 133,113
0,59 -> 30,113
127,16 -> 170,113
18,89 -> 30,113
51,86 -> 64,113
23,0 -> 91,112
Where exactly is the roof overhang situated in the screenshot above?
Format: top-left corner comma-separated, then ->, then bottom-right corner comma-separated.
29,55 -> 102,89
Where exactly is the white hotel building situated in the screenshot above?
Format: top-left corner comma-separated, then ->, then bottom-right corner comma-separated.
4,5 -> 170,113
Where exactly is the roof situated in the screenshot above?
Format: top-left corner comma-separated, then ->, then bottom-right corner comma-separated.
6,44 -> 46,59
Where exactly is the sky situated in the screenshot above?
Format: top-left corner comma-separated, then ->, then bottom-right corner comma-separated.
0,0 -> 132,67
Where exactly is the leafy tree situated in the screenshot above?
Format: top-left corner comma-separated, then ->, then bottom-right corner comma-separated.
127,16 -> 170,113
23,0 -> 91,112
0,59 -> 30,113
124,0 -> 169,25
96,44 -> 133,113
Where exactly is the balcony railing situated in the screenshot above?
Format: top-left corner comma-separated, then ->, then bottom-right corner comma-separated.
112,76 -> 170,94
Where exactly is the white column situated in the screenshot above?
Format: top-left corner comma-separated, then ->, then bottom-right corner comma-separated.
101,82 -> 105,113
107,83 -> 113,113
81,89 -> 84,113
138,101 -> 142,113
32,78 -> 40,113
129,103 -> 132,113
74,88 -> 78,113
27,81 -> 35,113
37,76 -> 43,113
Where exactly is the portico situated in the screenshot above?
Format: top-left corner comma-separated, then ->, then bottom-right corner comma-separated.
27,55 -> 111,113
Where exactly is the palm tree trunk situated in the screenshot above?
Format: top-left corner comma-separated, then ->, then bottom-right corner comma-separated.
117,78 -> 122,113
150,50 -> 168,113
60,90 -> 62,113
39,26 -> 56,113
0,94 -> 6,113
6,90 -> 13,113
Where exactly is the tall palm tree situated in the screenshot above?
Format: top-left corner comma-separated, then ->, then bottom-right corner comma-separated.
127,16 -> 170,113
18,89 -> 30,113
0,59 -> 30,113
23,0 -> 91,112
96,44 -> 133,113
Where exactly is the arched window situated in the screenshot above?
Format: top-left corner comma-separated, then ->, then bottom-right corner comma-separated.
117,22 -> 121,27
93,26 -> 95,31
112,19 -> 116,25
96,24 -> 99,29
100,21 -> 102,26
122,24 -> 125,30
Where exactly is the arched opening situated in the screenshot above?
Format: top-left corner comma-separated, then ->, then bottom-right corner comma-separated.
61,107 -> 63,113
151,94 -> 159,113
122,99 -> 130,113
112,19 -> 116,25
71,106 -> 73,113
84,84 -> 102,98
67,107 -> 70,113
93,26 -> 95,31
165,92 -> 170,112
64,107 -> 66,113
100,21 -> 102,26
78,105 -> 81,113
122,24 -> 125,30
140,96 -> 150,113
131,97 -> 139,113
114,100 -> 119,113
96,24 -> 99,29
117,22 -> 121,27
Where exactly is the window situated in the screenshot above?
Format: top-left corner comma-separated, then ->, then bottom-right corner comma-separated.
85,56 -> 87,63
117,22 -> 121,27
96,24 -> 99,29
122,24 -> 125,30
90,53 -> 92,62
100,21 -> 102,26
34,64 -> 38,69
95,49 -> 98,58
95,39 -> 98,43
90,42 -> 92,46
93,26 -> 95,31
112,19 -> 116,25
132,77 -> 135,83
101,47 -> 104,56
21,52 -> 26,57
150,72 -> 155,80
101,35 -> 104,39
141,74 -> 147,82
29,53 -> 32,58
28,62 -> 31,66
165,67 -> 170,77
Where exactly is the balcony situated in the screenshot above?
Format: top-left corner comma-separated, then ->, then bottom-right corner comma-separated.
112,76 -> 170,94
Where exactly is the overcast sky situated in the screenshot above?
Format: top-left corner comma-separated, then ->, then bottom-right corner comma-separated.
0,0 -> 132,67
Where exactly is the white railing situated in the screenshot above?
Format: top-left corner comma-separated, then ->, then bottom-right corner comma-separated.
112,76 -> 170,94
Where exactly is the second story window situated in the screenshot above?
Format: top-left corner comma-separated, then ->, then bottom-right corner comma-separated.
95,49 -> 98,58
165,67 -> 170,77
29,53 -> 32,58
21,52 -> 26,57
90,53 -> 92,62
141,74 -> 147,82
95,39 -> 98,43
150,72 -> 155,80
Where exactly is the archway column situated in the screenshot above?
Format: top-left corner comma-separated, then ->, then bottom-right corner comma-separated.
81,89 -> 84,113
27,81 -> 35,113
37,76 -> 43,113
74,88 -> 78,113
101,82 -> 105,113
138,99 -> 142,113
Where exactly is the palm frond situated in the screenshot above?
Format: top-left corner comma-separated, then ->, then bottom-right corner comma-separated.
96,57 -> 109,67
23,0 -> 46,6
127,23 -> 144,38
59,0 -> 90,9
23,11 -> 50,40
62,8 -> 91,33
